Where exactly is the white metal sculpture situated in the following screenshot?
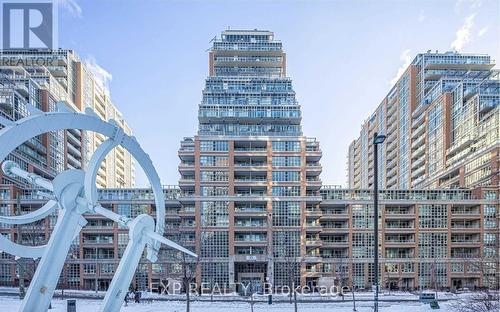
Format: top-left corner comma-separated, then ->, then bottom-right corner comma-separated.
0,106 -> 196,312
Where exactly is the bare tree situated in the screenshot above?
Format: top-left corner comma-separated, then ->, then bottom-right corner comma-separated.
349,280 -> 358,311
430,259 -> 440,300
384,264 -> 391,295
286,256 -> 302,312
273,231 -> 301,312
336,256 -> 349,300
450,250 -> 500,312
179,248 -> 198,312
248,280 -> 256,312
451,290 -> 499,312
205,262 -> 216,301
14,195 -> 44,299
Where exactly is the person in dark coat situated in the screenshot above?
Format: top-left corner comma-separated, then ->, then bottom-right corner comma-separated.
134,288 -> 141,303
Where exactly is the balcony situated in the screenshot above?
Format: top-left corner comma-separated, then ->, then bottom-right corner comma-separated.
411,134 -> 425,151
306,239 -> 323,247
179,206 -> 195,215
385,212 -> 415,220
178,162 -> 195,172
14,83 -> 29,97
179,177 -> 195,185
304,255 -> 323,263
305,140 -> 322,161
306,222 -> 322,232
320,213 -> 349,221
385,221 -> 414,231
305,207 -> 322,217
67,143 -> 81,158
451,248 -> 480,259
411,165 -> 425,180
321,222 -> 349,232
235,190 -> 266,197
385,249 -> 415,259
321,240 -> 349,248
451,221 -> 480,230
451,206 -> 480,216
386,113 -> 397,127
234,176 -> 267,185
235,205 -> 267,216
450,239 -> 480,247
66,130 -> 81,147
234,147 -> 267,154
83,238 -> 114,245
235,220 -> 267,228
234,161 -> 267,168
412,122 -> 426,138
306,162 -> 322,176
179,139 -> 195,160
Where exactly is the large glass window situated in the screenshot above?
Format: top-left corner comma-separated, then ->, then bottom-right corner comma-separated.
200,140 -> 228,151
272,141 -> 300,152
201,201 -> 229,227
200,171 -> 229,182
272,171 -> 300,182
200,231 -> 229,258
272,201 -> 300,226
272,156 -> 301,167
200,156 -> 228,167
272,186 -> 300,196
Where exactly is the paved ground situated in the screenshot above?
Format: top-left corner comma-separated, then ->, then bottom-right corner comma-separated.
0,295 -> 458,312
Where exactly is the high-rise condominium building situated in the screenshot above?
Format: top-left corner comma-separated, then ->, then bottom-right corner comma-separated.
0,49 -> 135,188
348,51 -> 499,190
178,29 -> 323,291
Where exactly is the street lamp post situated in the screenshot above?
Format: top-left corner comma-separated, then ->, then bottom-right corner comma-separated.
372,132 -> 386,312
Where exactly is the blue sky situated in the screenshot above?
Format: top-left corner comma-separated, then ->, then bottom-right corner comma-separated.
57,0 -> 500,187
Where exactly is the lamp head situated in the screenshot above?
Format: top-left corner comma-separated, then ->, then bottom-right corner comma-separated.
373,133 -> 387,145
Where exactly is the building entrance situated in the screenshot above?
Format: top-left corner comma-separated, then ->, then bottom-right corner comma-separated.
239,275 -> 264,294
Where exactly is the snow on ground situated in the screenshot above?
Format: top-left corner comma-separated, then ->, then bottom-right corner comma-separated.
0,296 -> 458,312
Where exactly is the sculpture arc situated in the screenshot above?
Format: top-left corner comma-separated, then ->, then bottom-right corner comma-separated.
0,110 -> 195,312
0,235 -> 45,258
0,112 -> 165,239
0,200 -> 57,225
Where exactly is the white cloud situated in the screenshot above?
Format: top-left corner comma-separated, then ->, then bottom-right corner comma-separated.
57,0 -> 82,18
418,9 -> 425,22
85,57 -> 113,93
451,14 -> 476,51
389,49 -> 412,86
478,26 -> 489,37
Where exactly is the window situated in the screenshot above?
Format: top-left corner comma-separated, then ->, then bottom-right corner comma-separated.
273,231 -> 300,257
419,233 -> 447,258
201,262 -> 229,288
272,186 -> 300,196
201,202 -> 229,227
272,171 -> 300,182
200,156 -> 228,167
200,140 -> 228,151
419,205 -> 447,228
352,233 -> 374,258
201,171 -> 228,182
200,231 -> 228,258
272,156 -> 301,167
201,186 -> 228,196
272,141 -> 300,152
272,201 -> 300,226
